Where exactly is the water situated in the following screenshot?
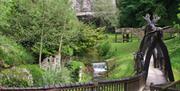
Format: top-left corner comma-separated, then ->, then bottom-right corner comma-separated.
92,62 -> 107,81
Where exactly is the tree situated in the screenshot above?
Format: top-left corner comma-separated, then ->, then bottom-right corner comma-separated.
178,4 -> 180,20
116,0 -> 180,27
0,0 -> 104,63
0,0 -> 13,32
173,4 -> 180,38
0,0 -> 77,59
92,0 -> 119,27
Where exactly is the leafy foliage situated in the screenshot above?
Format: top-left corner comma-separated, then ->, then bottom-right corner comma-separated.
97,41 -> 111,58
20,65 -> 44,86
0,34 -> 34,66
0,0 -> 106,86
42,67 -> 71,85
3,0 -> 78,55
117,0 -> 180,27
0,0 -> 12,28
69,25 -> 104,57
66,61 -> 83,82
173,4 -> 180,36
0,0 -> 104,62
93,0 -> 119,27
0,67 -> 33,87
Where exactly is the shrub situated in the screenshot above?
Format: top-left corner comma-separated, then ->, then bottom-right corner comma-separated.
65,61 -> 83,82
0,67 -> 33,87
1,0 -> 80,59
98,41 -> 111,58
20,65 -> 44,86
0,35 -> 34,66
79,66 -> 93,82
70,25 -> 105,57
42,67 -> 71,85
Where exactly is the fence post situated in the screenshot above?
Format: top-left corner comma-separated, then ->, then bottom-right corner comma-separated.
115,33 -> 117,42
150,83 -> 154,91
92,82 -> 98,91
124,82 -> 128,91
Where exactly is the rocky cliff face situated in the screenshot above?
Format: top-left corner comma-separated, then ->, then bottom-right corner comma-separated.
82,0 -> 92,12
72,0 -> 117,14
72,0 -> 93,12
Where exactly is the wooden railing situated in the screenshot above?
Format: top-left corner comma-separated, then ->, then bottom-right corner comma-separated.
0,72 -> 145,91
150,80 -> 180,91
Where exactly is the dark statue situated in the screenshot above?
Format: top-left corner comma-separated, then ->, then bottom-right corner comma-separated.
134,14 -> 174,82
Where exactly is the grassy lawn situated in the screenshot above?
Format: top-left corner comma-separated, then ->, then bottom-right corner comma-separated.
106,34 -> 140,79
165,38 -> 180,80
106,34 -> 180,80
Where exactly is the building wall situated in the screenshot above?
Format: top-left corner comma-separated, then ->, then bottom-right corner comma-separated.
72,0 -> 116,13
72,0 -> 93,12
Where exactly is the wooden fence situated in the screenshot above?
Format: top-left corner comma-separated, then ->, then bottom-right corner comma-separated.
115,27 -> 177,41
0,72 -> 145,91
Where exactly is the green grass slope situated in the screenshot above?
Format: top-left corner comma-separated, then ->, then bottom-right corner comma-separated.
107,34 -> 180,80
107,40 -> 139,79
106,34 -> 139,79
165,38 -> 180,80
0,35 -> 34,66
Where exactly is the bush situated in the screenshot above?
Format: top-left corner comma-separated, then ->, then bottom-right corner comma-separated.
42,67 -> 71,85
0,35 -> 34,66
98,41 -> 111,58
70,25 -> 104,57
0,0 -> 80,58
20,65 -> 44,86
65,61 -> 83,82
173,22 -> 180,37
79,65 -> 93,82
0,67 -> 33,87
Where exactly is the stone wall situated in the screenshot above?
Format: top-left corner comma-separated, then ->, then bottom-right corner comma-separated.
72,0 -> 117,13
72,0 -> 93,12
115,28 -> 144,39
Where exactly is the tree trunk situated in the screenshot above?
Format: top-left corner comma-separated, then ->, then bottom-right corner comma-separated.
58,35 -> 63,70
39,0 -> 45,67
